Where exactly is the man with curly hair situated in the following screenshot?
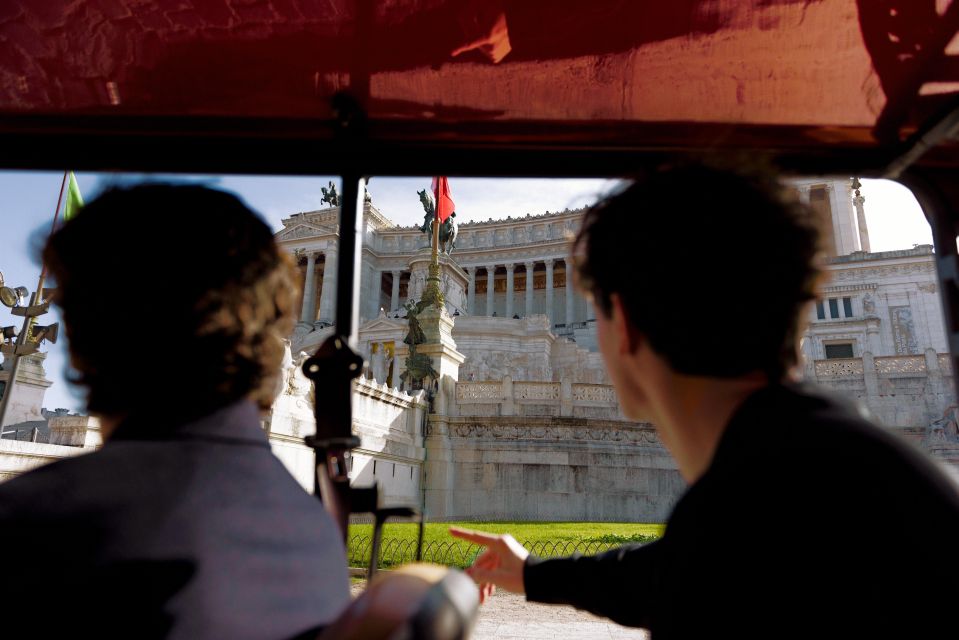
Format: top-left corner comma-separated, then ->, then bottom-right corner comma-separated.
0,185 -> 350,639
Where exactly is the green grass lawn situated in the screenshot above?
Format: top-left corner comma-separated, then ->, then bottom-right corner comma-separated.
347,521 -> 664,570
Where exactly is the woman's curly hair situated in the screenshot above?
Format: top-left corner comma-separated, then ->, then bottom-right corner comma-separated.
43,184 -> 300,419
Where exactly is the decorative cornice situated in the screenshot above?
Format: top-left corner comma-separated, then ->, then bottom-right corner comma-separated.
824,245 -> 934,265
829,262 -> 936,281
820,283 -> 878,294
387,206 -> 587,232
354,376 -> 424,408
443,421 -> 662,445
281,207 -> 337,227
275,222 -> 335,242
351,447 -> 424,466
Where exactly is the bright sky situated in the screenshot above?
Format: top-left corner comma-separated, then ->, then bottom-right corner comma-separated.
0,173 -> 934,415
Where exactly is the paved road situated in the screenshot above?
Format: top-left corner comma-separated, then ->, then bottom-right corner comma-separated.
351,580 -> 648,639
470,589 -> 649,640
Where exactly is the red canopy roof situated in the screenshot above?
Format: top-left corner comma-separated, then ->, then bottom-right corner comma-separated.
2,1 -> 958,173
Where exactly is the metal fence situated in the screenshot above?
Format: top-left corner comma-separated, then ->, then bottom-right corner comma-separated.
347,535 -> 640,570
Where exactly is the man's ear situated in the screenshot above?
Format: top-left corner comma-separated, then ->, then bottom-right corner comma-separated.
609,293 -> 642,354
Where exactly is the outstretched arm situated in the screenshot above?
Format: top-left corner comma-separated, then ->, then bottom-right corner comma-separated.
450,526 -> 664,628
448,527 -> 529,603
522,541 -> 664,627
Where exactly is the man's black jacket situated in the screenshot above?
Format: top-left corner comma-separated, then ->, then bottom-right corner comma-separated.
524,383 -> 959,638
0,400 -> 350,639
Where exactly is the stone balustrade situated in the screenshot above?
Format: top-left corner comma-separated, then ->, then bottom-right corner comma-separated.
874,354 -> 927,375
454,377 -> 622,419
813,352 -> 951,379
814,357 -> 865,378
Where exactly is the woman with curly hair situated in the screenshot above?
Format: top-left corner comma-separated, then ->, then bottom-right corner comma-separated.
0,185 -> 350,639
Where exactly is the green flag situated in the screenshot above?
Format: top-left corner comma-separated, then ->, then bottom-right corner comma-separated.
64,172 -> 83,222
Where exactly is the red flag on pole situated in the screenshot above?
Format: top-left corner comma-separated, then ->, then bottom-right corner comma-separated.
432,176 -> 455,223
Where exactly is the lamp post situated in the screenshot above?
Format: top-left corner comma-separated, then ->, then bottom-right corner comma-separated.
0,171 -> 68,433
0,272 -> 58,432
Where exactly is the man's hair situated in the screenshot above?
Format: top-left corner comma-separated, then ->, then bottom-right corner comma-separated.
43,184 -> 299,418
573,163 -> 822,380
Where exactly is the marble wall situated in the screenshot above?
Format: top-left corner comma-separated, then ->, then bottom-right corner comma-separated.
424,416 -> 682,522
808,350 -> 955,431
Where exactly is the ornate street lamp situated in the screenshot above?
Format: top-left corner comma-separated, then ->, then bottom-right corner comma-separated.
0,274 -> 56,430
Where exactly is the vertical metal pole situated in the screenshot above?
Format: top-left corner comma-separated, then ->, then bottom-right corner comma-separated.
335,176 -> 366,347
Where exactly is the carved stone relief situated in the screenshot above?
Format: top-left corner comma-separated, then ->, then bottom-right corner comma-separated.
815,359 -> 864,377
449,423 -> 660,445
572,384 -> 617,403
514,382 -> 561,401
890,306 -> 919,355
875,355 -> 926,375
456,382 -> 504,401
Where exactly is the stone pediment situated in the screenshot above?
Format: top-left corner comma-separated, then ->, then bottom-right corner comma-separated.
360,317 -> 406,333
275,223 -> 330,241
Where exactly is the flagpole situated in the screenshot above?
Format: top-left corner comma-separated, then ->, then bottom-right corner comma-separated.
36,171 -> 68,298
421,178 -> 445,309
432,197 -> 441,260
0,171 -> 68,431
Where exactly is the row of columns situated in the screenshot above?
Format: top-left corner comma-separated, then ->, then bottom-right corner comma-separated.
299,249 -> 337,325
464,258 -> 580,324
305,256 -> 585,325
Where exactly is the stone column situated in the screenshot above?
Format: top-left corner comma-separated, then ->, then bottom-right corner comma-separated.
318,248 -> 337,325
821,182 -> 844,256
545,259 -> 555,326
390,270 -> 401,313
800,331 -> 815,380
505,264 -> 515,318
565,258 -> 575,325
862,352 -> 879,396
560,377 -> 573,417
299,252 -> 317,324
466,267 -> 476,316
853,187 -> 871,253
486,265 -> 496,316
524,261 -> 535,317
925,347 -> 940,376
585,297 -> 595,321
866,317 -> 882,354
367,266 -> 380,319
392,352 -> 403,389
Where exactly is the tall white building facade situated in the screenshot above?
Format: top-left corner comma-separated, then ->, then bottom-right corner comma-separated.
792,179 -> 956,470
270,179 -> 957,518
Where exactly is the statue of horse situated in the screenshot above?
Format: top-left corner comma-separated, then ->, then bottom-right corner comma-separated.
321,181 -> 339,207
440,212 -> 458,254
417,188 -> 457,253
